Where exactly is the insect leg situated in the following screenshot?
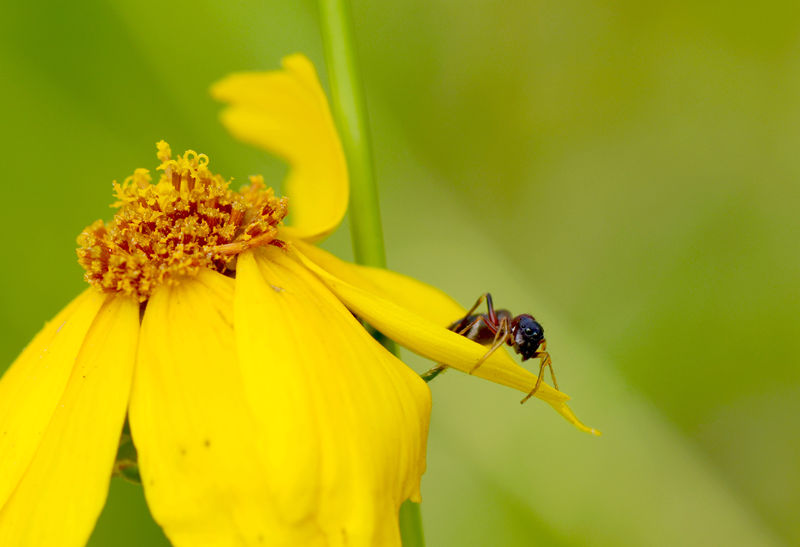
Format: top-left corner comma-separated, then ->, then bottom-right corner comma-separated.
519,354 -> 548,404
519,350 -> 557,404
455,316 -> 486,336
427,294 -> 501,381
451,293 -> 489,332
424,315 -> 491,382
420,364 -> 448,383
484,293 -> 499,326
537,340 -> 559,391
469,316 -> 509,374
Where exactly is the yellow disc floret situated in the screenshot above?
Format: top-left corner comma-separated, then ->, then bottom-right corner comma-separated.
77,141 -> 288,301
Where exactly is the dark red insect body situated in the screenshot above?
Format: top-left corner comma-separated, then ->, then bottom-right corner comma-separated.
423,293 -> 558,403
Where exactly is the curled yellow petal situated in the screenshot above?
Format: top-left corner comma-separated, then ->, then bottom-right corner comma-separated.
235,247 -> 430,545
211,54 -> 348,242
292,246 -> 599,435
295,240 -> 464,326
0,294 -> 139,546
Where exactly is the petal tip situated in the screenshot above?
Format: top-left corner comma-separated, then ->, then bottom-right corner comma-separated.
281,52 -> 314,72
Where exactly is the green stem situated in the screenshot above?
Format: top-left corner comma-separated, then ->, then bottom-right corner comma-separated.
398,501 -> 425,547
317,1 -> 424,546
318,0 -> 386,269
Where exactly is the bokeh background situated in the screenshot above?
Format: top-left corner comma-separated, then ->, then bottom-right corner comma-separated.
1,1 -> 798,545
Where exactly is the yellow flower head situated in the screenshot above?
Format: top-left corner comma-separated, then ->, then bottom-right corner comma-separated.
77,143 -> 288,301
0,54 -> 595,547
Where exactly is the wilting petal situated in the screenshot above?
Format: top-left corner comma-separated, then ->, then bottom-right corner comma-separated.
211,54 -> 348,242
292,247 -> 598,435
294,240 -> 464,326
129,270 -> 281,545
235,247 -> 430,546
0,293 -> 138,546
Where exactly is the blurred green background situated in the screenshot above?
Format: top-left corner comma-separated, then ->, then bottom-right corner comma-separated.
1,0 -> 798,545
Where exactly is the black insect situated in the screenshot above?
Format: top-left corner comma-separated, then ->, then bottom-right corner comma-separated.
422,293 -> 558,403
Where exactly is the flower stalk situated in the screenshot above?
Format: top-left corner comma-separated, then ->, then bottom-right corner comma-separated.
317,1 -> 426,545
318,0 -> 386,269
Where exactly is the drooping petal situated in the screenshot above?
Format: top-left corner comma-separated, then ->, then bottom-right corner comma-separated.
128,270 -> 281,546
292,246 -> 599,435
211,54 -> 348,242
0,293 -> 139,546
295,239 -> 464,326
234,247 -> 430,546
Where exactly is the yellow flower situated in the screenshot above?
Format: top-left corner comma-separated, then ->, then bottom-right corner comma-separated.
0,54 -> 595,547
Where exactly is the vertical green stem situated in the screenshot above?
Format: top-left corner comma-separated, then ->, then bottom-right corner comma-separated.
318,0 -> 386,269
317,1 -> 425,546
397,499 -> 426,547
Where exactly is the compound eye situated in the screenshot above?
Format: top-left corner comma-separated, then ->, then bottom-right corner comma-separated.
524,327 -> 534,336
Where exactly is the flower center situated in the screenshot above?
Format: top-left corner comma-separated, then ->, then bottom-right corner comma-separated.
77,141 -> 288,301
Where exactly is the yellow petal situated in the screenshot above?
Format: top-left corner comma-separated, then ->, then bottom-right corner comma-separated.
295,239 -> 464,326
292,246 -> 599,435
0,289 -> 105,505
234,247 -> 431,546
128,270 -> 281,546
0,294 -> 139,546
211,54 -> 348,242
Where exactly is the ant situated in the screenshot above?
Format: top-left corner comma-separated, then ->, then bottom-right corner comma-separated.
421,293 -> 558,404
